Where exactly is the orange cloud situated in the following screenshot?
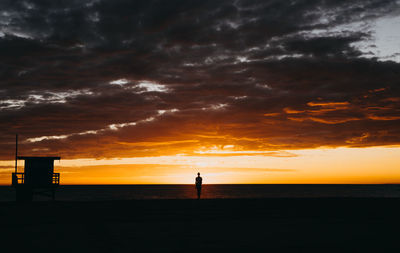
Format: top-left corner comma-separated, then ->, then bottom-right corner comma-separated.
346,133 -> 370,144
283,107 -> 305,114
367,115 -> 400,121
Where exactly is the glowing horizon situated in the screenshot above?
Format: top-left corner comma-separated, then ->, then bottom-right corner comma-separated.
1,146 -> 399,185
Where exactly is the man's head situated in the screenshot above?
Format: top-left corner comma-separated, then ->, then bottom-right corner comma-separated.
197,172 -> 200,176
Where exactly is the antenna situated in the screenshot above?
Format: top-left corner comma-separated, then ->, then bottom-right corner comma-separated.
15,134 -> 18,174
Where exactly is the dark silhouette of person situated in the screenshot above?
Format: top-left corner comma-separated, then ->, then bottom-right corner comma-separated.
195,172 -> 202,199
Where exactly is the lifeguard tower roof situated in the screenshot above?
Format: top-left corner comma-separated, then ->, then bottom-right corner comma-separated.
17,156 -> 61,160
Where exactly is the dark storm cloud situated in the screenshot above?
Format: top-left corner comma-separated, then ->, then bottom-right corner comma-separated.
0,0 -> 399,159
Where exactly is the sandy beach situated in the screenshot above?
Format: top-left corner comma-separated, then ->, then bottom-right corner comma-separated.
1,198 -> 399,252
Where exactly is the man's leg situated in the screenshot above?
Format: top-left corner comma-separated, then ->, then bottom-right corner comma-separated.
197,187 -> 201,199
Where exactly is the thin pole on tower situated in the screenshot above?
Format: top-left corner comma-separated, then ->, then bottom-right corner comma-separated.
15,134 -> 18,174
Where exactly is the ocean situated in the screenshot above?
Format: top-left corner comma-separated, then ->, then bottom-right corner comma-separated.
1,184 -> 400,201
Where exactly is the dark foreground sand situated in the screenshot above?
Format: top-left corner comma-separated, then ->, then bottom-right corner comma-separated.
1,198 -> 399,252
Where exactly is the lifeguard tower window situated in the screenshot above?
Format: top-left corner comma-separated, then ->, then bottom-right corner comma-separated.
17,156 -> 60,187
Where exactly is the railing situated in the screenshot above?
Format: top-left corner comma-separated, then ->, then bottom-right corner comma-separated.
53,173 -> 60,185
12,173 -> 60,186
12,173 -> 24,186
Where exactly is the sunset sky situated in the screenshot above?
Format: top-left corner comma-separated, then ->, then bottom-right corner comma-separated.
1,0 -> 400,184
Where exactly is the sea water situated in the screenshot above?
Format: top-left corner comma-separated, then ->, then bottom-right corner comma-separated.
1,184 -> 400,201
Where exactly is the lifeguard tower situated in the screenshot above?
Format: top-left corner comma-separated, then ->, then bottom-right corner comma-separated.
11,135 -> 61,201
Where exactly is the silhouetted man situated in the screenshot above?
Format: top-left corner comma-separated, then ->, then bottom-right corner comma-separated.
195,172 -> 202,199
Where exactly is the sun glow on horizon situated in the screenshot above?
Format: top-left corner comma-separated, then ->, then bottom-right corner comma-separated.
1,146 -> 400,185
